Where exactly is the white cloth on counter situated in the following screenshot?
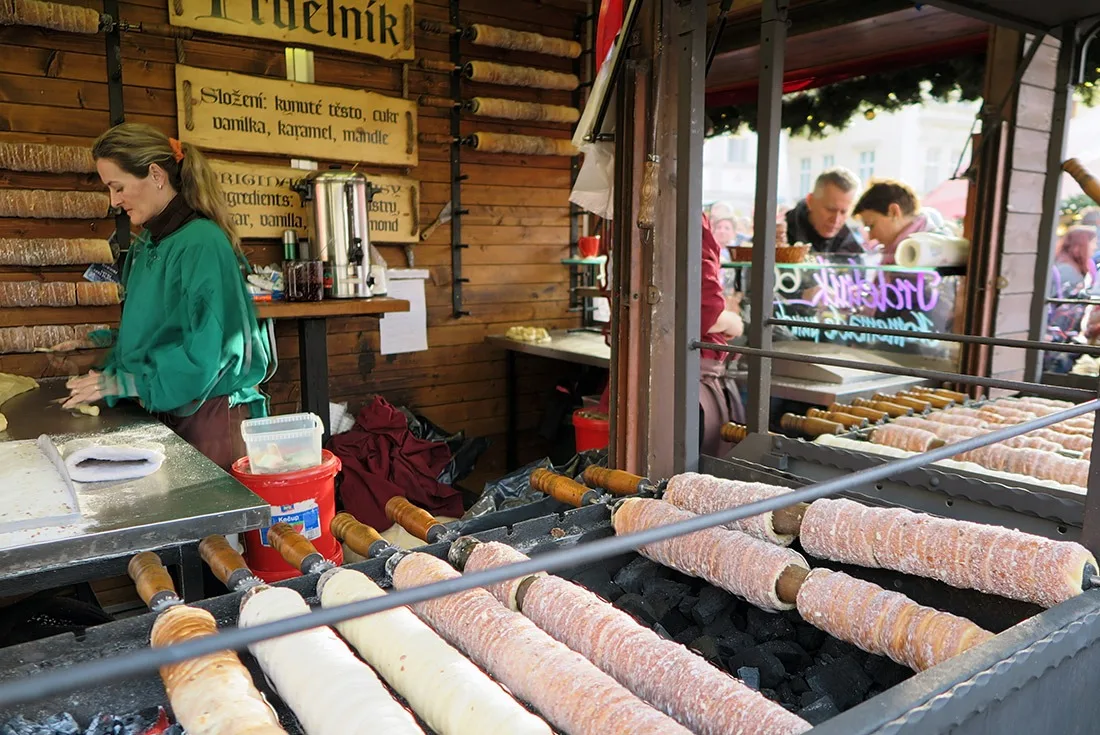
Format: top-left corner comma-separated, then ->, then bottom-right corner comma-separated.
60,437 -> 166,482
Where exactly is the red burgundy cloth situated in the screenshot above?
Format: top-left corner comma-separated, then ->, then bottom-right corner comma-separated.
699,214 -> 731,363
330,396 -> 464,531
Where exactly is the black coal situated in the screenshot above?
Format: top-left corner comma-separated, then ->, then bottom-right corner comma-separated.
561,555 -> 919,725
1,707 -> 180,735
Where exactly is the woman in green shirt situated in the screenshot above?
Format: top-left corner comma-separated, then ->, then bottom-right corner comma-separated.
63,123 -> 271,469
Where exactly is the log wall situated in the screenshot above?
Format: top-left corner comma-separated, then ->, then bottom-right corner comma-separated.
0,0 -> 588,489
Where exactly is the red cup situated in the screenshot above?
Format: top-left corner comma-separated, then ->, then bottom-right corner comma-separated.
578,235 -> 601,258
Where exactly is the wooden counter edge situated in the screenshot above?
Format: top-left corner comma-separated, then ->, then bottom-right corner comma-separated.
256,297 -> 410,319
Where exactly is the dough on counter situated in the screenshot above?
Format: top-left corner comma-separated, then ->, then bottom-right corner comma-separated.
71,404 -> 99,417
60,437 -> 164,482
505,326 -> 551,343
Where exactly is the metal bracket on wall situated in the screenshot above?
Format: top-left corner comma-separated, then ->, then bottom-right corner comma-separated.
103,0 -> 130,254
449,0 -> 469,318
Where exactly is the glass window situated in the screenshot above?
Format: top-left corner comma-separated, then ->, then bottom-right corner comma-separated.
799,157 -> 812,196
924,148 -> 942,193
858,150 -> 875,182
822,154 -> 835,169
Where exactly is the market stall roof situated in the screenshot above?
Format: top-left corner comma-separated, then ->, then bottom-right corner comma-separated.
922,1 -> 1100,34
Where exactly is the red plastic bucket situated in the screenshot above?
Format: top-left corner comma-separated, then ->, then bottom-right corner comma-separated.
231,449 -> 344,582
573,409 -> 610,451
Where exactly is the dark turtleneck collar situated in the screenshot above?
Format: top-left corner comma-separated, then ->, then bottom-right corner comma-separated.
143,193 -> 199,243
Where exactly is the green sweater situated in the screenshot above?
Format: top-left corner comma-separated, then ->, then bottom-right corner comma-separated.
98,219 -> 270,417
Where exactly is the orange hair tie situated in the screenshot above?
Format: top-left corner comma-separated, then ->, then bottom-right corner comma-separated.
168,137 -> 184,163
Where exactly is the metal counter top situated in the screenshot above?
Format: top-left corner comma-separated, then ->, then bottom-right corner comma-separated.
486,330 -> 612,369
0,379 -> 269,594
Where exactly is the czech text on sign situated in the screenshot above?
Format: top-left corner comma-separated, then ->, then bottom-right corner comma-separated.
169,0 -> 413,60
211,160 -> 420,243
176,65 -> 417,167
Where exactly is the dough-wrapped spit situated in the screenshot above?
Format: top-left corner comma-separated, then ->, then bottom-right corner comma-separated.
662,472 -> 799,546
611,498 -> 810,612
76,281 -> 122,305
467,97 -> 580,123
391,552 -> 692,735
0,0 -> 101,33
463,60 -> 579,90
463,541 -> 812,735
799,498 -> 1097,607
469,132 -> 578,157
796,568 -> 993,672
0,189 -> 110,218
465,24 -> 582,58
0,142 -> 96,173
0,238 -> 113,265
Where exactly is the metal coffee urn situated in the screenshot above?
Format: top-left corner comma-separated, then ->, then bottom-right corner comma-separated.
293,168 -> 378,299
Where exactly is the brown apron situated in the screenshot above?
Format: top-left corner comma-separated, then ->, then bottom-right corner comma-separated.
156,396 -> 250,472
699,357 -> 745,458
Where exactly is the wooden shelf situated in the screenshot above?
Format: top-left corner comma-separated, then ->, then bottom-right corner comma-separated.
256,297 -> 410,319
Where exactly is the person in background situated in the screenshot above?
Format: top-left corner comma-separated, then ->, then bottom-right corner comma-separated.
852,179 -> 955,265
63,123 -> 271,470
785,167 -> 863,254
1050,226 -> 1100,299
707,202 -> 742,310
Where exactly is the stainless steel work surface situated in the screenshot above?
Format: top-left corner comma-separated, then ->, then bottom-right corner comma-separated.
487,330 -> 611,368
0,378 -> 269,581
733,371 -> 929,405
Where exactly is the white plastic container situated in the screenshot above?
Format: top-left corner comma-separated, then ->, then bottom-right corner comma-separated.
240,413 -> 323,474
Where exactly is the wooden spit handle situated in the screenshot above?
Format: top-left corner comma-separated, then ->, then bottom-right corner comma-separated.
418,58 -> 459,73
583,466 -> 645,496
127,551 -> 179,611
531,467 -> 599,507
720,422 -> 749,443
830,402 -> 887,423
331,512 -> 392,560
780,413 -> 844,437
874,393 -> 931,414
386,496 -> 446,543
267,522 -> 324,574
419,133 -> 456,146
806,408 -> 867,429
775,565 -> 810,605
913,386 -> 969,404
1064,158 -> 1100,206
198,535 -> 257,591
898,390 -> 953,410
852,398 -> 912,418
418,94 -> 459,108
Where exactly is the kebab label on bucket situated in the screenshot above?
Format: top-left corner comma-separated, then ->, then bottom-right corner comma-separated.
169,0 -> 414,61
211,160 -> 420,243
176,65 -> 417,166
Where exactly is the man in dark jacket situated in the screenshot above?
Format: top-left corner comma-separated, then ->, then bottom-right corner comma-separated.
786,167 -> 864,254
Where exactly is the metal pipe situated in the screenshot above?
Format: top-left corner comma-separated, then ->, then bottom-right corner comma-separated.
0,399 -> 1094,710
1025,24 -> 1078,382
587,0 -> 644,142
694,340 -> 1095,401
704,0 -> 734,76
1082,376 -> 1100,554
765,318 -> 1100,355
746,0 -> 788,434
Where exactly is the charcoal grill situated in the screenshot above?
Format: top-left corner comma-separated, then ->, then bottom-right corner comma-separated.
3,500 -> 1100,734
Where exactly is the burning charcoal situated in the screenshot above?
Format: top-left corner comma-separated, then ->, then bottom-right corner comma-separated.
798,694 -> 841,725
776,681 -> 797,706
806,656 -> 874,711
570,566 -> 624,602
1,714 -> 80,735
677,594 -> 699,617
612,557 -> 668,595
614,593 -> 660,626
657,608 -> 694,638
737,667 -> 761,690
673,624 -> 703,645
758,640 -> 813,674
84,709 -> 160,735
746,607 -> 796,643
716,630 -> 755,660
702,614 -> 736,638
865,654 -> 911,690
795,622 -> 828,652
642,577 -> 691,619
819,637 -> 864,664
726,647 -> 787,689
688,635 -> 722,663
691,586 -> 734,627
789,675 -> 809,695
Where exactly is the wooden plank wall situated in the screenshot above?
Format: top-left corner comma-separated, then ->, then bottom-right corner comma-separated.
0,0 -> 588,490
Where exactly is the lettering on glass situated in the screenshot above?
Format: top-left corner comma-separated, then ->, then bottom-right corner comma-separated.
170,0 -> 414,60
211,160 -> 419,243
177,65 -> 417,166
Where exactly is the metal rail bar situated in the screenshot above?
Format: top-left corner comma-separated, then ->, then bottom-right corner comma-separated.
586,0 -> 644,142
0,399 -> 1093,710
693,340 -> 1095,401
765,318 -> 1100,355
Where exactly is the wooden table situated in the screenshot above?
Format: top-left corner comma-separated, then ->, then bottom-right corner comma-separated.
485,330 -> 610,469
257,297 -> 409,437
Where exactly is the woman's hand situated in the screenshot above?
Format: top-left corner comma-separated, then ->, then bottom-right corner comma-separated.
709,310 -> 744,340
63,371 -> 105,409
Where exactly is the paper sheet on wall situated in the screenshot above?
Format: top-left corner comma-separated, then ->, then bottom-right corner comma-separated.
380,274 -> 428,355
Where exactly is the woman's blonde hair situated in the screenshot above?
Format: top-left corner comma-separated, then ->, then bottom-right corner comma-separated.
92,123 -> 242,256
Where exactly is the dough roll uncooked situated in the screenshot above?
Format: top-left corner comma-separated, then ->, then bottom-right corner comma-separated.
466,24 -> 581,58
319,568 -> 551,735
796,568 -> 993,672
391,552 -> 691,735
469,132 -> 577,156
468,97 -> 580,123
611,498 -> 809,611
149,605 -> 286,735
464,541 -> 812,735
0,189 -> 110,218
463,60 -> 579,90
0,142 -> 96,172
0,238 -> 113,265
800,498 -> 1097,607
0,0 -> 101,32
663,472 -> 797,546
238,586 -> 424,735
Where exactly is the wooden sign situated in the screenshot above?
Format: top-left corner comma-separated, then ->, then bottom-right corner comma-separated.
211,160 -> 420,243
169,0 -> 414,60
176,65 -> 417,167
